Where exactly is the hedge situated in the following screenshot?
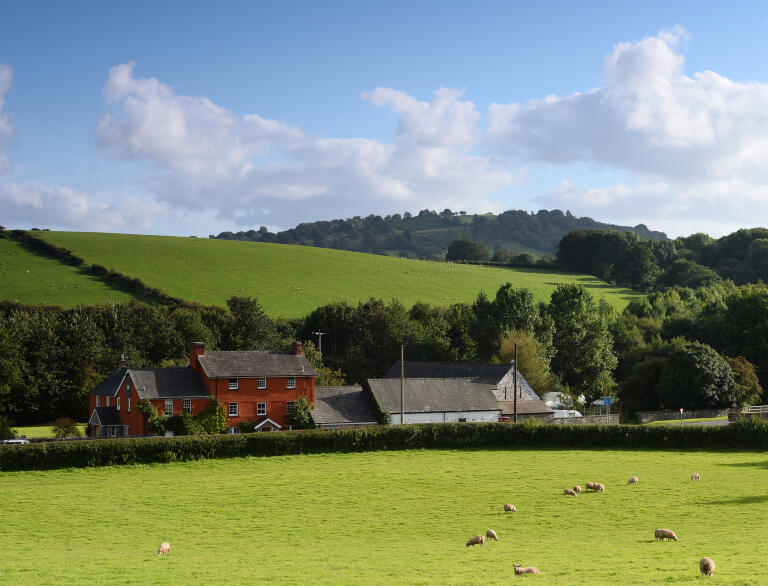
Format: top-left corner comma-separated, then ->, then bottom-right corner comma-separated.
1,419 -> 767,471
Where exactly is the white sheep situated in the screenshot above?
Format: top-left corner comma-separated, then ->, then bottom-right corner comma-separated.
654,529 -> 678,542
513,564 -> 540,575
504,503 -> 517,512
700,557 -> 715,577
157,542 -> 171,555
595,483 -> 605,492
628,476 -> 639,485
466,535 -> 485,547
585,482 -> 595,490
486,529 -> 499,541
573,485 -> 582,493
691,473 -> 700,481
564,488 -> 577,497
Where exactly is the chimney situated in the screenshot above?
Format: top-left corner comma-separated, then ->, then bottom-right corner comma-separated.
118,354 -> 126,368
291,341 -> 303,355
190,342 -> 206,370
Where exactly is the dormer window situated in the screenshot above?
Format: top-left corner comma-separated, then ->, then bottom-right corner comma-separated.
228,378 -> 238,390
96,395 -> 100,407
286,377 -> 296,389
125,380 -> 131,397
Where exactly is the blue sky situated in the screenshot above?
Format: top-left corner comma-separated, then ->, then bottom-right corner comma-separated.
3,1 -> 768,237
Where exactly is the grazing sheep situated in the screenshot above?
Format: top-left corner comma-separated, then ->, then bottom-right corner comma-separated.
654,529 -> 678,542
700,557 -> 715,577
628,476 -> 639,485
513,564 -> 540,575
594,483 -> 605,492
573,485 -> 582,493
504,504 -> 517,512
466,535 -> 485,547
486,529 -> 499,541
157,542 -> 171,555
585,482 -> 596,490
564,488 -> 577,497
691,473 -> 700,481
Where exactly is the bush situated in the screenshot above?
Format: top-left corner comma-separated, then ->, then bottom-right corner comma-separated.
238,420 -> 256,433
195,401 -> 228,434
165,413 -> 203,436
0,416 -> 16,440
51,417 -> 82,438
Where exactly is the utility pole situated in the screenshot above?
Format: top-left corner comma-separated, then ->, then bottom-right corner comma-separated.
513,343 -> 518,423
313,331 -> 326,354
400,345 -> 405,425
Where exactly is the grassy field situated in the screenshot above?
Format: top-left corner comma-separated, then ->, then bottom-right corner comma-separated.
12,424 -> 87,439
0,447 -> 764,584
0,237 -> 139,307
646,417 -> 729,426
33,232 -> 642,317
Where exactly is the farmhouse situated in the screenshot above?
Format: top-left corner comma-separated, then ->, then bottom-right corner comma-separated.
368,378 -> 501,424
384,360 -> 539,401
312,385 -> 379,429
88,341 -> 316,436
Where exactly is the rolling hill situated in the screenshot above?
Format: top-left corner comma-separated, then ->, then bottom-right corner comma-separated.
15,232 -> 643,317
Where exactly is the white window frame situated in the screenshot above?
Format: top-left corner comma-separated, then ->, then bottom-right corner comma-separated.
229,402 -> 239,417
227,427 -> 241,434
106,397 -> 111,407
257,377 -> 267,389
96,395 -> 100,407
164,400 -> 173,417
228,378 -> 238,390
127,398 -> 131,413
117,397 -> 121,411
286,401 -> 296,416
183,398 -> 192,413
257,402 -> 267,416
286,377 -> 296,389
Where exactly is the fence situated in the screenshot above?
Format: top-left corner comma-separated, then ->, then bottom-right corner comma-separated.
637,409 -> 731,424
747,405 -> 768,413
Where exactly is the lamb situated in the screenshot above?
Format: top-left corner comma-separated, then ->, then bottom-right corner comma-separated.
573,485 -> 582,493
513,564 -> 540,575
157,542 -> 171,555
691,473 -> 700,481
699,557 -> 715,577
654,529 -> 678,542
486,529 -> 499,541
504,503 -> 517,512
564,488 -> 577,497
628,476 -> 639,485
466,535 -> 485,547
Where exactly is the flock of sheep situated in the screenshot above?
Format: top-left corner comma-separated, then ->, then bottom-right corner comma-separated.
465,471 -> 716,578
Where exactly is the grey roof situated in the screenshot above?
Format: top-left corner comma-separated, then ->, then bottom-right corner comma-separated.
197,351 -> 316,378
90,406 -> 122,426
384,361 -> 512,383
368,378 -> 500,414
498,400 -> 554,416
313,385 -> 379,425
88,367 -> 210,400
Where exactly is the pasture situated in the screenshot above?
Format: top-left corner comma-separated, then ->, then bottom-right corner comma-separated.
35,232 -> 642,316
0,448 -> 764,584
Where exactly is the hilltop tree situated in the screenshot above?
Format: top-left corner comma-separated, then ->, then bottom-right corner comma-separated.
446,239 -> 489,262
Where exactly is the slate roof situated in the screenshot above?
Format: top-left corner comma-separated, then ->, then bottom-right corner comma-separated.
368,378 -> 500,414
497,400 -> 554,416
197,351 -> 316,378
384,361 -> 511,383
88,367 -> 210,400
313,385 -> 379,426
90,406 -> 122,426
253,417 -> 282,430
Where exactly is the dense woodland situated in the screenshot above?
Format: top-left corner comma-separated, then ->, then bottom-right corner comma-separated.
212,208 -> 666,259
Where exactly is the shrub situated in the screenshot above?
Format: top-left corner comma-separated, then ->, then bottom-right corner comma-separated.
137,401 -> 165,435
195,401 -> 228,434
238,420 -> 256,433
51,417 -> 82,438
0,416 -> 16,440
288,397 -> 315,429
165,413 -> 203,436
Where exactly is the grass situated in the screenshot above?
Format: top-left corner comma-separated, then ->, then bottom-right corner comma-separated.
34,232 -> 643,317
646,417 -> 729,426
12,424 -> 87,439
0,447 -> 764,584
0,237 -> 139,307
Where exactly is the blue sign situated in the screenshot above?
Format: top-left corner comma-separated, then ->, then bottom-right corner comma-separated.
603,397 -> 612,406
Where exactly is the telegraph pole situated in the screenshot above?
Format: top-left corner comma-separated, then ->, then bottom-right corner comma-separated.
513,343 -> 518,423
313,331 -> 326,354
400,345 -> 405,425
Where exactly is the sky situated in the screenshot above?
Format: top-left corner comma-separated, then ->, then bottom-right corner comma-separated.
3,1 -> 768,238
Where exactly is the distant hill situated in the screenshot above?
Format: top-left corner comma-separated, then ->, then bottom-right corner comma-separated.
211,208 -> 667,259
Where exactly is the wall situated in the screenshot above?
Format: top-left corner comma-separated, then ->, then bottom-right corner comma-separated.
552,414 -> 620,425
637,409 -> 730,424
389,410 -> 501,425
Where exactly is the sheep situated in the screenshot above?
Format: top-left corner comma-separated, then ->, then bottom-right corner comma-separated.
654,529 -> 678,542
628,476 -> 639,485
513,564 -> 540,575
504,503 -> 517,512
466,535 -> 485,547
573,485 -> 582,493
699,557 -> 715,577
564,488 -> 577,497
157,542 -> 171,555
594,483 -> 605,492
585,482 -> 596,490
486,529 -> 499,541
691,473 -> 700,481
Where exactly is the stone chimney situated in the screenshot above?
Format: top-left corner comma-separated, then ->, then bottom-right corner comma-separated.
290,341 -> 303,355
190,342 -> 206,370
118,354 -> 126,368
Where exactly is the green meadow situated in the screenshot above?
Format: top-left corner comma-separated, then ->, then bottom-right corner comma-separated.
0,448 -> 763,584
34,232 -> 642,317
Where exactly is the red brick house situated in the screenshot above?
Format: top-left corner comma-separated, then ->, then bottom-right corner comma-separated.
88,341 -> 316,436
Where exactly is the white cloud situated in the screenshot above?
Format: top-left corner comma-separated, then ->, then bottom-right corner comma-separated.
0,183 -> 167,232
0,63 -> 15,175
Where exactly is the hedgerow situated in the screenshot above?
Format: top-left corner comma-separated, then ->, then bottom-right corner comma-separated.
1,418 -> 767,471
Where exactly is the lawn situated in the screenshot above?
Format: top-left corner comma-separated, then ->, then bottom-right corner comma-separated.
36,232 -> 642,317
0,447 -> 763,584
12,424 -> 87,439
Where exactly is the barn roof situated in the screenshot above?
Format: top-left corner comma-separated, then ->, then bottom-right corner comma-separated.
197,351 -> 316,378
313,385 -> 378,426
368,378 -> 500,414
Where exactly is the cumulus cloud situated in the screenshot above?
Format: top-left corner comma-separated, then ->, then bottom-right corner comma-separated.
0,63 -> 15,175
95,64 -> 513,227
0,183 -> 167,232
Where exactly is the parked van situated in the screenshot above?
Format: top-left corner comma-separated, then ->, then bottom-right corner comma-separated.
1,438 -> 30,445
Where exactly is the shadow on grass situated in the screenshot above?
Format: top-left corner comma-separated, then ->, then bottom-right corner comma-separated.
720,459 -> 768,470
705,494 -> 768,506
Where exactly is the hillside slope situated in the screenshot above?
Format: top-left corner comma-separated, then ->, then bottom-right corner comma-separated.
33,232 -> 642,316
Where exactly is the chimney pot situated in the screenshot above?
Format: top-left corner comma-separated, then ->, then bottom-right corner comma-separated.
291,341 -> 303,355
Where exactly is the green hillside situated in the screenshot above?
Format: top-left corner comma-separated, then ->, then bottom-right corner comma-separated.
30,232 -> 642,317
0,237 -> 139,307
